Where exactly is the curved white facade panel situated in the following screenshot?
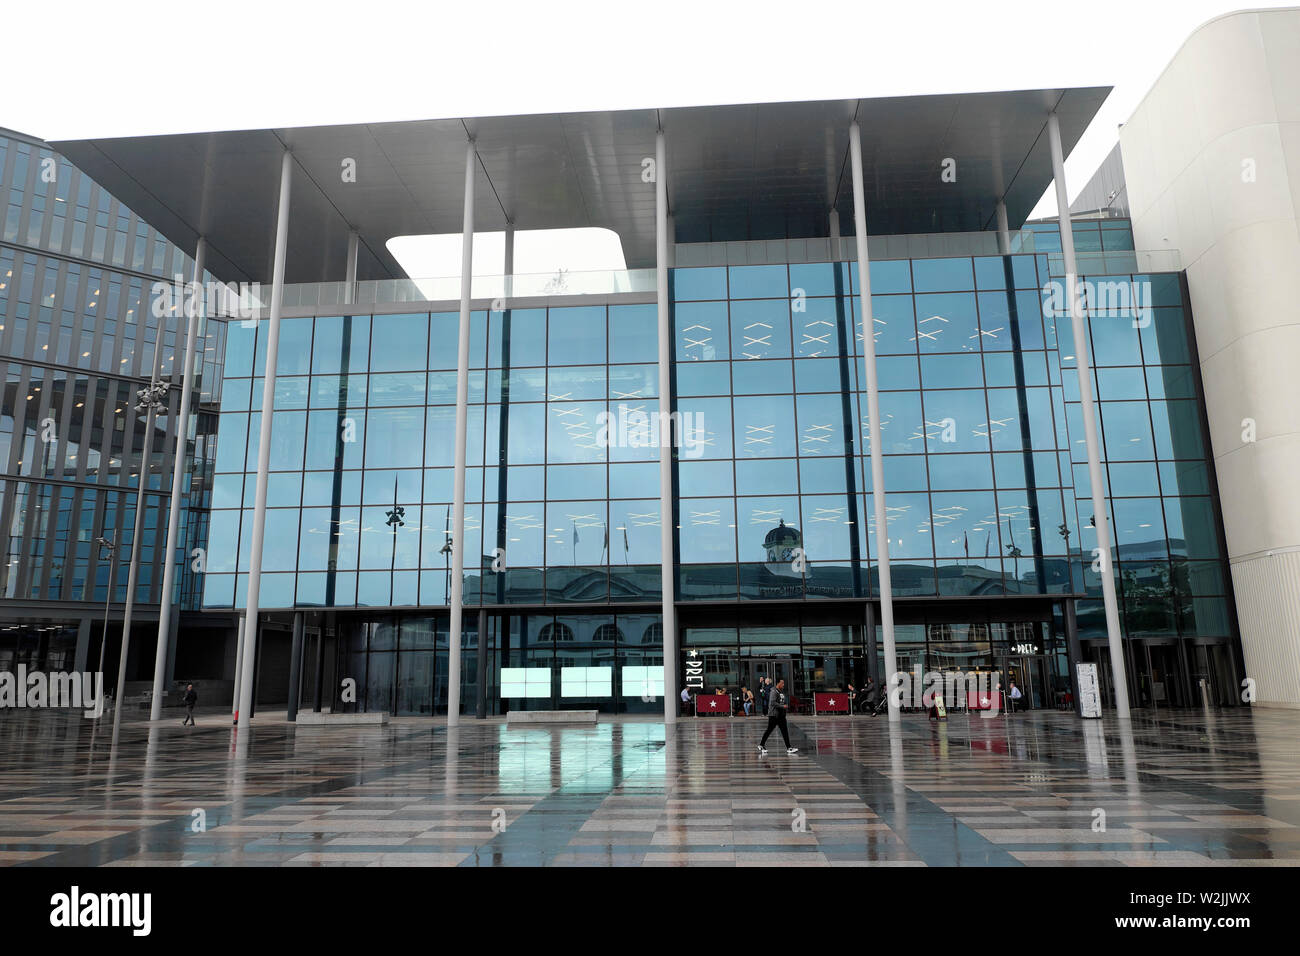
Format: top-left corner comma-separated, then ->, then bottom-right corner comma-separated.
1123,7 -> 1300,707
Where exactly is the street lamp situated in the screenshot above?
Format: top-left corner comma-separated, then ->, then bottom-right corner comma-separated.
94,533 -> 118,708
439,504 -> 453,603
112,329 -> 170,734
386,475 -> 404,605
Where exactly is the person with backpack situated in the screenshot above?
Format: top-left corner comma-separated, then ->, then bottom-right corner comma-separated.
182,683 -> 198,726
757,678 -> 797,755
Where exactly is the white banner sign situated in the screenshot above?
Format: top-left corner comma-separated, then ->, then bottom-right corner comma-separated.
1077,662 -> 1102,718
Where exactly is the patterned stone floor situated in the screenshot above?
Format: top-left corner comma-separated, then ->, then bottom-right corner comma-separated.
0,707 -> 1297,866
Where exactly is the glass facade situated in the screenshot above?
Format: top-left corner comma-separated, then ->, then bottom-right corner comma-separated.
0,130 -> 223,672
199,218 -> 1239,714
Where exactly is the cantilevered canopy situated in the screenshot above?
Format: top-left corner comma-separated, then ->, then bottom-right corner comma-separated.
52,87 -> 1107,283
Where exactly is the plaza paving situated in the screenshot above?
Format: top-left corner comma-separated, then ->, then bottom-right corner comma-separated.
0,707 -> 1298,866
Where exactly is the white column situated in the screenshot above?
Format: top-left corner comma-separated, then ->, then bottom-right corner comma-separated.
149,237 -> 205,721
345,229 -> 358,305
236,149 -> 294,728
1047,111 -> 1130,719
656,128 -> 678,724
849,121 -> 899,722
995,199 -> 1011,255
504,221 -> 515,298
231,612 -> 245,720
447,137 -> 476,726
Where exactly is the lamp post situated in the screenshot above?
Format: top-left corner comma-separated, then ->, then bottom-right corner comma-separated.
112,340 -> 170,734
94,533 -> 118,712
386,475 -> 404,605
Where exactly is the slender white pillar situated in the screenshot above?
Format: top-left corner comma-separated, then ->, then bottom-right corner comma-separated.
656,128 -> 678,724
504,222 -> 514,298
112,305 -> 168,733
447,137 -> 476,726
849,121 -> 899,722
995,199 -> 1011,255
345,229 -> 358,305
231,612 -> 245,719
1047,111 -> 1130,719
150,238 -> 205,721
236,149 -> 294,729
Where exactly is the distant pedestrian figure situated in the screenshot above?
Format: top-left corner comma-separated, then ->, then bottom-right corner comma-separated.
680,686 -> 691,716
742,686 -> 754,716
757,678 -> 797,755
1009,680 -> 1023,714
182,683 -> 197,726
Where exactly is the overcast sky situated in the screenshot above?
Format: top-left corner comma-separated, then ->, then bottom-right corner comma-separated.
3,0 -> 1290,228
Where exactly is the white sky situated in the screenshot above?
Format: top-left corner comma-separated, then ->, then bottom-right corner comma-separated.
3,0 -> 1292,271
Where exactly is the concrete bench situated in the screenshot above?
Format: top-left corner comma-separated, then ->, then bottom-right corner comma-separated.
295,711 -> 389,726
506,710 -> 598,726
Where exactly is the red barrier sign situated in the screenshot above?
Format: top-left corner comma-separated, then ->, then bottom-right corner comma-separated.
694,693 -> 731,716
813,692 -> 850,714
967,689 -> 1000,710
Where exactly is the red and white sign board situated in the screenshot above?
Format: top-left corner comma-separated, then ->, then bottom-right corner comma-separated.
813,692 -> 850,715
967,689 -> 999,710
694,693 -> 731,716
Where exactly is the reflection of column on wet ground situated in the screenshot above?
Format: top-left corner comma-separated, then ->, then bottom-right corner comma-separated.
103,724 -> 121,816
444,725 -> 460,799
663,722 -> 678,799
887,722 -> 906,834
1082,719 -> 1110,775
228,745 -> 249,863
141,725 -> 161,807
1115,718 -> 1141,801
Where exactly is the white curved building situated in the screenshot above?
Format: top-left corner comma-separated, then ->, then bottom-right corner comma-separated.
1121,6 -> 1300,707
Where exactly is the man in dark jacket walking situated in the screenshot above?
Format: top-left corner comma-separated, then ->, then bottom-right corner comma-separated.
757,678 -> 797,755
182,683 -> 197,726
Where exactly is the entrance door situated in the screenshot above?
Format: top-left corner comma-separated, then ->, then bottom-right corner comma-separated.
1006,655 -> 1051,710
741,658 -> 798,713
1191,642 -> 1238,707
1136,641 -> 1189,708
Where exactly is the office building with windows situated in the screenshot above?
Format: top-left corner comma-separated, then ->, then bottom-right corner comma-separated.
48,79 -> 1256,720
0,127 -> 226,693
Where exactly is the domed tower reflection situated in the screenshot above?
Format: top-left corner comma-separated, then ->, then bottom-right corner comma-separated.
763,519 -> 803,578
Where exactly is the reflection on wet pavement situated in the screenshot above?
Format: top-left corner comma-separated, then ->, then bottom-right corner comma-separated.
1,708 -> 1297,866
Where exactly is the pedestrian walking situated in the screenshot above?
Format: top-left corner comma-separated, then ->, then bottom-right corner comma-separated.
1009,680 -> 1022,714
182,683 -> 197,726
757,678 -> 797,755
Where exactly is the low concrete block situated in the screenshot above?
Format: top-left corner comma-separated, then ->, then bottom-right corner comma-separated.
506,710 -> 598,725
295,711 -> 389,726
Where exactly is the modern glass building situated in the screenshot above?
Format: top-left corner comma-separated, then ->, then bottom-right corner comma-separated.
48,88 -> 1245,718
0,128 -> 226,691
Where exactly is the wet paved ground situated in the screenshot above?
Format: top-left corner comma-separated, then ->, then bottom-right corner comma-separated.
0,707 -> 1297,866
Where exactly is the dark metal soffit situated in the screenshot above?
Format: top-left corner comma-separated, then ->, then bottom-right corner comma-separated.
50,87 -> 1108,284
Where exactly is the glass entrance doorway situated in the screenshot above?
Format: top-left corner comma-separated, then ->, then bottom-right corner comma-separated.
740,657 -> 799,713
1005,655 -> 1052,710
1133,640 -> 1191,708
